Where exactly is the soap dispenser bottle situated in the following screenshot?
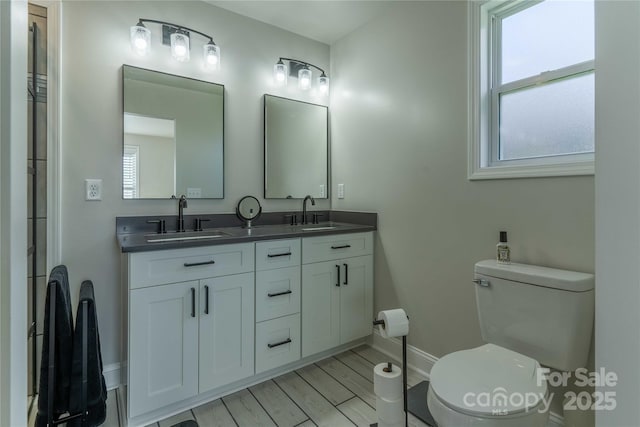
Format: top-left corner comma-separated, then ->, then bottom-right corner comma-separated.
496,231 -> 511,264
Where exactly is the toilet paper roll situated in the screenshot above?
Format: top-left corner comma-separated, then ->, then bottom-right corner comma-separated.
374,363 -> 403,401
376,395 -> 404,424
377,309 -> 409,338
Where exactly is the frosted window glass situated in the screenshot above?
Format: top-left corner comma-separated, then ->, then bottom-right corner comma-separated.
499,73 -> 594,160
501,0 -> 594,84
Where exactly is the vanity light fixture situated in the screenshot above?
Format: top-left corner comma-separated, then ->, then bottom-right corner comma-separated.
273,58 -> 329,95
130,21 -> 151,56
298,65 -> 312,91
170,30 -> 190,62
274,59 -> 287,86
130,19 -> 220,70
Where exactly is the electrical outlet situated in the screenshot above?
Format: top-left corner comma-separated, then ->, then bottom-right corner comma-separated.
85,179 -> 102,201
319,184 -> 325,198
338,183 -> 345,199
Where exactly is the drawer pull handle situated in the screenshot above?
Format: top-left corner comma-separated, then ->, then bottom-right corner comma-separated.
268,290 -> 293,298
204,285 -> 210,314
343,263 -> 348,285
184,260 -> 215,267
190,288 -> 196,318
336,264 -> 341,287
267,338 -> 292,349
331,244 -> 351,249
267,252 -> 292,258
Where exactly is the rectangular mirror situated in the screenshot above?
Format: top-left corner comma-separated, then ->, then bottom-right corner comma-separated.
264,95 -> 328,199
122,65 -> 224,199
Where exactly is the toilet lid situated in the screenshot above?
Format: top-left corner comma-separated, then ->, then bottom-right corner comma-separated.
429,344 -> 547,416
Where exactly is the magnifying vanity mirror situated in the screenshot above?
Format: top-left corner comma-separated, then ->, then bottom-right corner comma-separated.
236,196 -> 262,229
122,65 -> 224,199
264,95 -> 328,199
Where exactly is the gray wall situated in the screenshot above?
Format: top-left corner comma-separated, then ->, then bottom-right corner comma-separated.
595,1 -> 640,425
60,0 -> 329,368
330,0 -> 594,386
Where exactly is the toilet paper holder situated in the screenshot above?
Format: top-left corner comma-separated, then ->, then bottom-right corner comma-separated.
372,316 -> 409,427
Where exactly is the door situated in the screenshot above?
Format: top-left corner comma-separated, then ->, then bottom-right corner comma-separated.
302,261 -> 341,357
340,255 -> 374,343
199,273 -> 254,393
129,281 -> 198,417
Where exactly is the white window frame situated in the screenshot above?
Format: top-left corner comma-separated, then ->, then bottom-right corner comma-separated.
123,145 -> 140,199
468,0 -> 595,180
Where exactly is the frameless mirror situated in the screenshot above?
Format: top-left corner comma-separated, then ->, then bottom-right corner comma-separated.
122,65 -> 224,199
264,95 -> 328,199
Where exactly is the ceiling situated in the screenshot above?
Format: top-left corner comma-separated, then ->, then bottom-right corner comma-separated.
207,1 -> 394,45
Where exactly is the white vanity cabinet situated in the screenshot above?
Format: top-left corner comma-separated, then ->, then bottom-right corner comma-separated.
254,239 -> 302,374
301,233 -> 374,357
126,243 -> 255,418
123,231 -> 374,424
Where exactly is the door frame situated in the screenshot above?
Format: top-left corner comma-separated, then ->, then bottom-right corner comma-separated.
0,1 -> 28,425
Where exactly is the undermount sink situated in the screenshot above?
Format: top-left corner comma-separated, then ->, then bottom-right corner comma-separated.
146,230 -> 231,243
300,226 -> 337,231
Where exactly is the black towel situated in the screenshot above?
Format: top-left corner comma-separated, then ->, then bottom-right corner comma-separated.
35,265 -> 74,427
68,280 -> 107,427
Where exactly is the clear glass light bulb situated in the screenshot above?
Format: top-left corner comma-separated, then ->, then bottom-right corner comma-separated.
274,61 -> 287,86
318,74 -> 330,95
203,42 -> 220,70
130,23 -> 151,56
170,32 -> 190,62
298,67 -> 312,91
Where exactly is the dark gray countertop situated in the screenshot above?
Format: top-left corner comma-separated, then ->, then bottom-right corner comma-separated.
117,211 -> 377,253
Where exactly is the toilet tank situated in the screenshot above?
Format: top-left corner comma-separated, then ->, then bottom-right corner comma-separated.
474,260 -> 594,372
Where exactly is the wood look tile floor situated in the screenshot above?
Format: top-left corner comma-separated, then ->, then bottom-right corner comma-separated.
108,345 -> 430,427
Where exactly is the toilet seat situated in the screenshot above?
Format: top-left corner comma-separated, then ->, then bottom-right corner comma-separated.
429,344 -> 547,417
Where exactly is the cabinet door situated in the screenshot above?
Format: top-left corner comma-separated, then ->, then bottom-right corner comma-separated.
340,255 -> 374,344
199,273 -> 254,393
129,281 -> 198,417
301,261 -> 341,357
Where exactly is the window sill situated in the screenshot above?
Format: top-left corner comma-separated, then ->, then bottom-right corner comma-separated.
468,161 -> 594,180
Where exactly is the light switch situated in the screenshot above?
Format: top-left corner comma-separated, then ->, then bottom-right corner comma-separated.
187,187 -> 202,198
338,183 -> 345,199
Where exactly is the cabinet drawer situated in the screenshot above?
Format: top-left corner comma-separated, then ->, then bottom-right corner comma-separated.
256,267 -> 300,322
256,239 -> 301,271
302,232 -> 373,264
255,314 -> 301,374
129,243 -> 254,289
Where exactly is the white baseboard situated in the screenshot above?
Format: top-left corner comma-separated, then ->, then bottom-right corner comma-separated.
367,329 -> 437,379
368,330 -> 564,427
103,363 -> 121,391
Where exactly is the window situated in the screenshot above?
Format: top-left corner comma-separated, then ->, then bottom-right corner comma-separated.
469,0 -> 595,179
123,145 -> 139,199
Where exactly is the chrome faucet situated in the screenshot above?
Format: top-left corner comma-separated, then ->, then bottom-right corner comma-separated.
301,195 -> 315,225
177,195 -> 188,232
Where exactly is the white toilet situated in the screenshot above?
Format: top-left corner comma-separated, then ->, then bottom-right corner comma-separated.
427,260 -> 594,427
